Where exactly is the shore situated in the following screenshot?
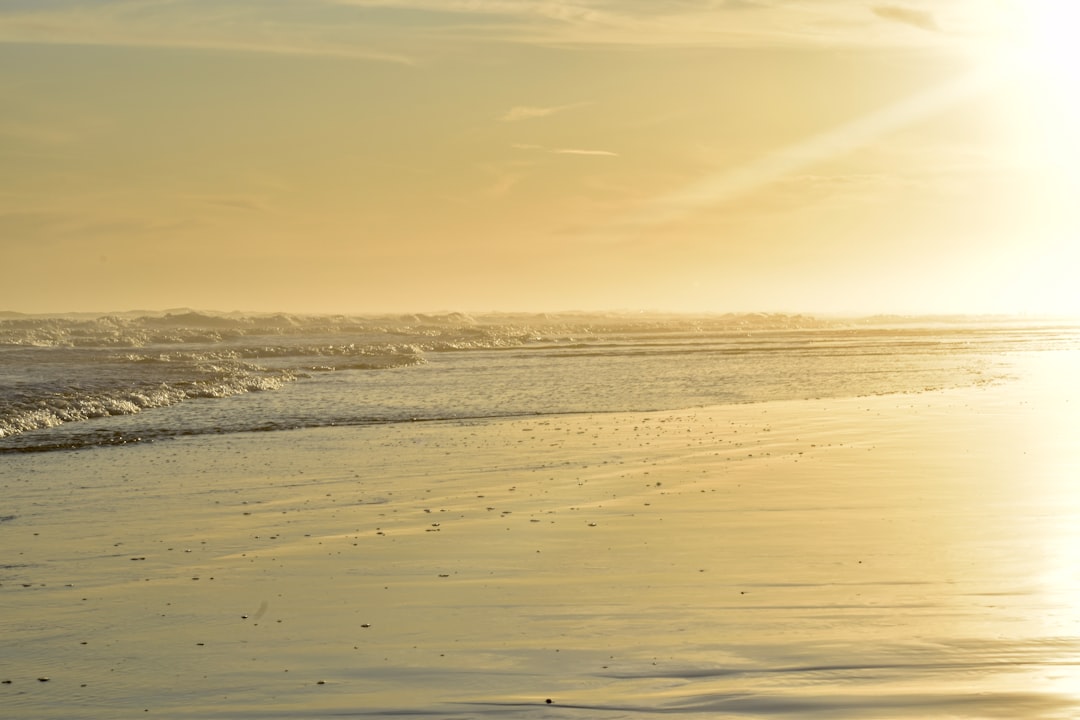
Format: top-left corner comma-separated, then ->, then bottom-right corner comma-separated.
2,350 -> 1078,719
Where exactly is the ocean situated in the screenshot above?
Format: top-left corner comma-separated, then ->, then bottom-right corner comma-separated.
2,311 -> 1075,454
4,311 -> 1080,719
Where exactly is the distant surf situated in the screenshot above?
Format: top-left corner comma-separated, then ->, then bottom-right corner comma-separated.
1,311 -> 1076,452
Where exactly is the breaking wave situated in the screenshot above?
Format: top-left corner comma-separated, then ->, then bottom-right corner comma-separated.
2,310 -> 1076,451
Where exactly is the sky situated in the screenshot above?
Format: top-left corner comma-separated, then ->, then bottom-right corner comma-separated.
2,0 -> 1078,316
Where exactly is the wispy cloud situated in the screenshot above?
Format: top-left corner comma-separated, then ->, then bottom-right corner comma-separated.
553,148 -> 618,157
0,0 -> 975,58
871,5 -> 939,32
513,143 -> 618,157
329,0 -> 617,25
0,0 -> 416,64
190,194 -> 272,213
475,163 -> 531,198
499,103 -> 584,122
334,0 -> 976,49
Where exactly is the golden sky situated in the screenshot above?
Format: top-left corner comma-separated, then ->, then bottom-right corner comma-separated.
2,0 -> 1077,315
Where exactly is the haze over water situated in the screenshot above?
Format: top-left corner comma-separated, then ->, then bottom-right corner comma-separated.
1,311 -> 1068,453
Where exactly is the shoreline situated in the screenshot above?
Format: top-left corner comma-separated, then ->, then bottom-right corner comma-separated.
2,349 -> 1078,718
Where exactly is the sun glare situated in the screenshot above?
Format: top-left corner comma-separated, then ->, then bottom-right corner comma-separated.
985,1 -> 1080,172
1013,1 -> 1080,68
968,1 -> 1080,315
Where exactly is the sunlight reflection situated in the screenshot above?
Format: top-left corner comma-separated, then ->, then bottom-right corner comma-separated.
1026,353 -> 1080,701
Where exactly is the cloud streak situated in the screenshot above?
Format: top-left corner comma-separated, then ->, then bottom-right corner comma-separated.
0,0 -> 416,64
499,103 -> 584,122
326,0 -> 970,48
871,5 -> 940,32
616,63 -> 1003,230
513,143 -> 618,157
553,148 -> 618,157
0,0 -> 974,59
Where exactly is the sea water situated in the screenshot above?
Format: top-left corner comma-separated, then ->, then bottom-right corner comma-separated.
2,311 -> 1075,454
3,311 -> 1080,719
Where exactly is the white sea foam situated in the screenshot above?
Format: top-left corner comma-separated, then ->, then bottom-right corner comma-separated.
1,312 -> 1077,451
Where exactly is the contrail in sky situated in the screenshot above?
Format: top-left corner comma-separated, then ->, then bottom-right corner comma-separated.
620,61 -> 1008,231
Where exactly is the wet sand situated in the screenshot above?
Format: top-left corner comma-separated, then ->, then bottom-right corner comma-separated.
2,350 -> 1079,719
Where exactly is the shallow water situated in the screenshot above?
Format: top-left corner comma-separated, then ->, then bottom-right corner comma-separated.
4,312 -> 1075,453
2,350 -> 1078,718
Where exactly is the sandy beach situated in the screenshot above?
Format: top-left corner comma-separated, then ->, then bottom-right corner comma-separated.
2,349 -> 1079,719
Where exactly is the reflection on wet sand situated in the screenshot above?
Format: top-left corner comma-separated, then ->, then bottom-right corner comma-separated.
1,351 -> 1077,718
